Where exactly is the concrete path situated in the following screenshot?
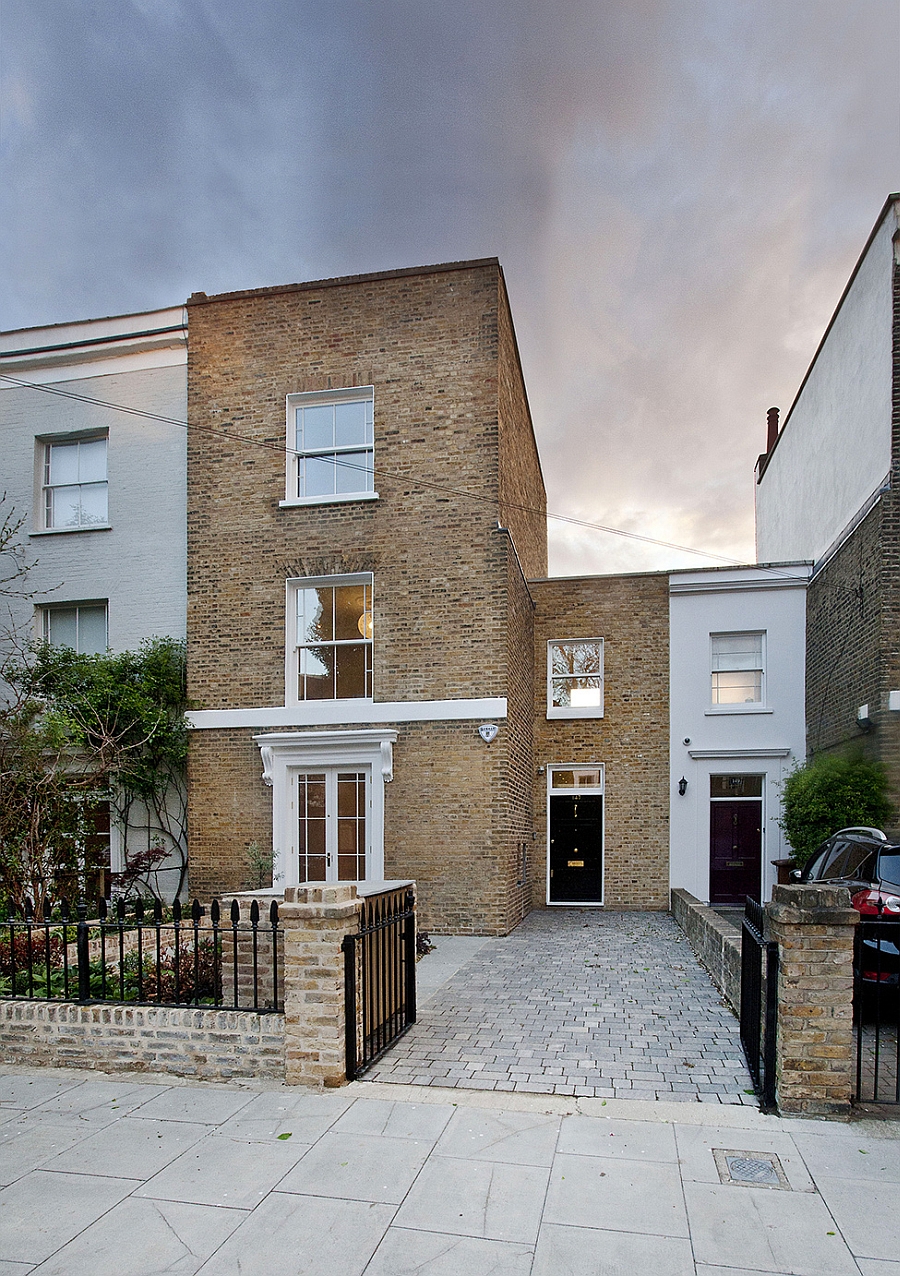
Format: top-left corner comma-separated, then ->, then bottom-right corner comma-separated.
1,1064 -> 898,1275
368,909 -> 756,1102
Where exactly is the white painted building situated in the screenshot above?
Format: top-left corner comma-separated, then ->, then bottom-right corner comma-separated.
0,309 -> 189,897
755,197 -> 897,565
0,307 -> 188,653
669,563 -> 811,905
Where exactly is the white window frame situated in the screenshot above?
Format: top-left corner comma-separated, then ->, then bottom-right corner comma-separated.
285,573 -> 374,708
40,601 -> 108,654
709,631 -> 766,712
547,638 -> 605,719
280,386 -> 378,507
40,433 -> 109,531
254,728 -> 397,888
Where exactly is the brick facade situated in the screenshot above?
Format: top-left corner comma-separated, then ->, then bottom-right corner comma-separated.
185,262 -> 548,935
804,256 -> 900,835
529,573 -> 670,910
0,1001 -> 285,1081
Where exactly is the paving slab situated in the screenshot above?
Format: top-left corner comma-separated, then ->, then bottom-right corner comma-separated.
366,909 -> 754,1101
0,1115 -> 97,1187
0,1074 -> 85,1109
29,1197 -> 245,1276
0,1169 -> 138,1265
812,1176 -> 900,1262
278,1130 -> 433,1204
364,1228 -> 533,1276
683,1179 -> 859,1275
195,1193 -> 394,1276
545,1152 -> 689,1237
211,1089 -> 353,1144
135,1133 -> 307,1209
0,1064 -> 897,1276
31,1079 -> 165,1123
394,1155 -> 550,1244
434,1108 -> 561,1166
45,1115 -> 210,1180
125,1084 -> 255,1126
532,1223 -> 695,1276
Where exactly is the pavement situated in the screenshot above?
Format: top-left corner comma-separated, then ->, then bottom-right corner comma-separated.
366,910 -> 756,1102
1,1063 -> 899,1275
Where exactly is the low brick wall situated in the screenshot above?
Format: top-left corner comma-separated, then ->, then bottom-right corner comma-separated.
0,1000 -> 285,1081
670,888 -> 742,1012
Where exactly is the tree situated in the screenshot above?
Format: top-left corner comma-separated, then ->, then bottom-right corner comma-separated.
779,753 -> 894,866
0,638 -> 189,910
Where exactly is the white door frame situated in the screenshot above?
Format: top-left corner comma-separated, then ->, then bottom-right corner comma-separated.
253,728 -> 397,888
546,764 -> 605,906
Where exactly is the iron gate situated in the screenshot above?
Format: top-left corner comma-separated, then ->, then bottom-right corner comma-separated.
740,896 -> 778,1111
854,919 -> 900,1105
342,885 -> 416,1080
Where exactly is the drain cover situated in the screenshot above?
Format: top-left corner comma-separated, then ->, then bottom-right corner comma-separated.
713,1148 -> 789,1190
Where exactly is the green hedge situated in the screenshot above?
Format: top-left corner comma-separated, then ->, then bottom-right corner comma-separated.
780,753 -> 894,866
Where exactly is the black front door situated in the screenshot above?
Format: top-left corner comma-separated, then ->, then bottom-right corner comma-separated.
709,801 -> 762,904
550,794 -> 603,902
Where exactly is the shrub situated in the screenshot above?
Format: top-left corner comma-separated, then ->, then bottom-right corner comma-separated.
780,753 -> 894,866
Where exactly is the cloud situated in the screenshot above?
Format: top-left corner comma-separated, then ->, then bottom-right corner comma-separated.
0,0 -> 897,572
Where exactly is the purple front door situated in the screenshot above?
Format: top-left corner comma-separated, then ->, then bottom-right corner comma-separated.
709,800 -> 762,904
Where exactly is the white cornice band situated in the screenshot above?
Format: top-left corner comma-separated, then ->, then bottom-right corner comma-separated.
187,696 -> 508,730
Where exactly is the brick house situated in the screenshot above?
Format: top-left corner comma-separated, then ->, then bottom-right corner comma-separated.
184,260 -> 545,935
756,193 -> 900,830
1,258 -> 811,929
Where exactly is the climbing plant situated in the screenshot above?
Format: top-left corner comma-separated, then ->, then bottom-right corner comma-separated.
0,637 -> 189,910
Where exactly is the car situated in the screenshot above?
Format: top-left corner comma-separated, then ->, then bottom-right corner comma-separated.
793,827 -> 900,985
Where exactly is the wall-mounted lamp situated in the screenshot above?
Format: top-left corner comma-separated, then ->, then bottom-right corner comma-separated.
678,777 -> 688,797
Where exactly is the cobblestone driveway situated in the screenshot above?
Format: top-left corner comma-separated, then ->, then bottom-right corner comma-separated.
364,909 -> 756,1103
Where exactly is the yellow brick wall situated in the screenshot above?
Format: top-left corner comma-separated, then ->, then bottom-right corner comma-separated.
530,573 -> 670,909
185,262 -> 546,934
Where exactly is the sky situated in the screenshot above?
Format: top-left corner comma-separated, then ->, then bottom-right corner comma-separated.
1,0 -> 897,575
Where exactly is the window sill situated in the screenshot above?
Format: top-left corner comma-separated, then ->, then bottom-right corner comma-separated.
546,708 -> 605,720
279,492 -> 379,509
30,525 -> 112,537
704,705 -> 773,716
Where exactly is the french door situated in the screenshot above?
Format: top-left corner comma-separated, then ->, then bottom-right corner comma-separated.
295,768 -> 369,882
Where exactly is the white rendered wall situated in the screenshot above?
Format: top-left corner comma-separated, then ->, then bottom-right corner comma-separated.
756,204 -> 895,564
0,351 -> 186,651
669,565 -> 810,903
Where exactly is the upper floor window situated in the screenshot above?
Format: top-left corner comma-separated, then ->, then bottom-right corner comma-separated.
287,575 -> 373,703
547,638 -> 604,718
43,436 -> 108,529
282,388 -> 376,506
710,632 -> 764,705
42,602 -> 108,654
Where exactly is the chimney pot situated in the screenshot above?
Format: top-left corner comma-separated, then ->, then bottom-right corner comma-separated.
766,406 -> 779,452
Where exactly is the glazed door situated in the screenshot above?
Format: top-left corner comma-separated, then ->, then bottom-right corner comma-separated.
295,769 -> 368,882
709,800 -> 762,904
548,767 -> 604,903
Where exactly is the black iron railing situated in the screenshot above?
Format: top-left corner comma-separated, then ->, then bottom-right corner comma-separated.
343,885 -> 416,1080
1,897 -> 282,1012
854,918 -> 900,1105
740,895 -> 778,1111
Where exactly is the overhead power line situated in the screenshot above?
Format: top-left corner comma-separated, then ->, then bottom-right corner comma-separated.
0,372 -> 792,575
